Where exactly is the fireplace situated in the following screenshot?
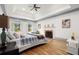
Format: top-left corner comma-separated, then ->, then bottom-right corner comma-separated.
45,30 -> 53,38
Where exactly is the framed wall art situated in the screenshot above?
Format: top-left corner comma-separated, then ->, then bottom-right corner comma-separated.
62,19 -> 70,28
38,24 -> 41,29
28,24 -> 32,32
14,21 -> 20,32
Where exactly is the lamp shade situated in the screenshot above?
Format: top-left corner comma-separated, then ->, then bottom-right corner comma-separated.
0,15 -> 8,28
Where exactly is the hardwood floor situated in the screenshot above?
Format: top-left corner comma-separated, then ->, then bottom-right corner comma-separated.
21,39 -> 69,55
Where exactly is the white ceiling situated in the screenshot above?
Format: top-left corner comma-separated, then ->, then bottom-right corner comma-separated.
0,4 -> 79,21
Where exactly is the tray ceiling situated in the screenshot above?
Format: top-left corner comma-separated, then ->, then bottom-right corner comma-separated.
0,4 -> 79,21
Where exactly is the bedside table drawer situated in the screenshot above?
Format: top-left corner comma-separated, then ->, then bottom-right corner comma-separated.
68,47 -> 78,55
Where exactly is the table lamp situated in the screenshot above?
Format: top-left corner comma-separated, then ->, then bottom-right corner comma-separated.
0,14 -> 8,47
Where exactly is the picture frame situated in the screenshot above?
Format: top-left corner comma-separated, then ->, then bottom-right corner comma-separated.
28,24 -> 32,32
52,24 -> 54,28
38,24 -> 41,29
44,25 -> 46,28
14,21 -> 20,32
62,19 -> 70,28
47,24 -> 50,28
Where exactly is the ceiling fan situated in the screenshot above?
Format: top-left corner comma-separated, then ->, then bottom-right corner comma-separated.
30,4 -> 40,11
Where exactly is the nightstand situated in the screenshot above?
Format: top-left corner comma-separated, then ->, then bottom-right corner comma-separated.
67,39 -> 78,55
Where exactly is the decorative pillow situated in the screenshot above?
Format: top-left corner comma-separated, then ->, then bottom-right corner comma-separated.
13,33 -> 19,39
6,31 -> 15,40
20,34 -> 25,38
6,35 -> 11,42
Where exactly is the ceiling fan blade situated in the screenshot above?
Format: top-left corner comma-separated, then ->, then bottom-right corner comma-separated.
34,4 -> 36,7
35,7 -> 40,8
35,8 -> 37,11
30,4 -> 40,11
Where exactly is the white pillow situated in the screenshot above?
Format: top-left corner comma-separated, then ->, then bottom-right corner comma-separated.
6,31 -> 15,40
6,35 -> 11,42
13,33 -> 19,39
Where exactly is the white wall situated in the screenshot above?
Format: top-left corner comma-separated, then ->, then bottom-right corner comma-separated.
37,10 -> 79,39
9,18 -> 37,35
0,10 -> 79,40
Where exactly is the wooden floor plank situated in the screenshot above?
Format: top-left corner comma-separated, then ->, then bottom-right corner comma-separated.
21,39 -> 69,55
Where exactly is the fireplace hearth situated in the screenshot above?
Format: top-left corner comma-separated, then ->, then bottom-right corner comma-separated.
45,30 -> 53,38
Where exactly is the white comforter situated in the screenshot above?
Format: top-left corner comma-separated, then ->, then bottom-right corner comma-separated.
8,34 -> 47,52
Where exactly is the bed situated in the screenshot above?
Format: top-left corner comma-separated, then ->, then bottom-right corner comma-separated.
7,33 -> 48,52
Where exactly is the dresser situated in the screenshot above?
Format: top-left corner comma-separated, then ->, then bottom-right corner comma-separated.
67,39 -> 78,55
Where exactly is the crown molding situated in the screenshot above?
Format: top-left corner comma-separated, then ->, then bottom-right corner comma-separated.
36,8 -> 79,22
